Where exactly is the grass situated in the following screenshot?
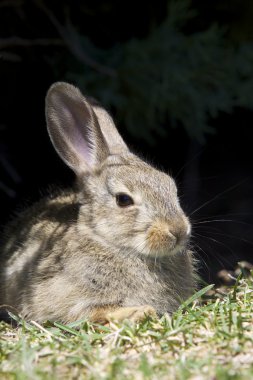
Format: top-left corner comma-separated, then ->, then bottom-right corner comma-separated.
1,274 -> 253,380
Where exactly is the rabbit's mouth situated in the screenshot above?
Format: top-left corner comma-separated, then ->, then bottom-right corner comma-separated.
145,219 -> 190,257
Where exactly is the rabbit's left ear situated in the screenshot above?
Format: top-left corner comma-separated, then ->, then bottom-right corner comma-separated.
46,82 -> 111,175
46,82 -> 129,176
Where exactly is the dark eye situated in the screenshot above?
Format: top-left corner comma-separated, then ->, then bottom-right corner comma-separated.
116,193 -> 134,207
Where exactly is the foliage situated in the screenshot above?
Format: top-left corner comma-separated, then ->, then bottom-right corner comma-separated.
1,1 -> 253,144
63,0 -> 253,143
1,275 -> 253,379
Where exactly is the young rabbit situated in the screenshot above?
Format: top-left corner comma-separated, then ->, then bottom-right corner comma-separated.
0,82 -> 196,324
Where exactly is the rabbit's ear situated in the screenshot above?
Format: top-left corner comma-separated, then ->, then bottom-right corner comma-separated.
46,82 -> 110,175
91,102 -> 129,155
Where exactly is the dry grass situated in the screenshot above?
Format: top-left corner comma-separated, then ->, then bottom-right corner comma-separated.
1,275 -> 253,380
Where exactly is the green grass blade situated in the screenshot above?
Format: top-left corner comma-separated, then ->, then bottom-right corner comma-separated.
178,284 -> 215,311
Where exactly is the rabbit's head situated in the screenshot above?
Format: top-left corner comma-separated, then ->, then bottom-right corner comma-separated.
46,82 -> 191,258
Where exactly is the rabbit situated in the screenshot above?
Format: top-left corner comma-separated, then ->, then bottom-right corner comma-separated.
0,82 -> 196,324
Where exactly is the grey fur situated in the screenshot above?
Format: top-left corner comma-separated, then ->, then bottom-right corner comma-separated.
0,82 -> 196,323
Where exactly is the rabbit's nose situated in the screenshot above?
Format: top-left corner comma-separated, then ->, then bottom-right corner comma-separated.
170,218 -> 191,247
147,217 -> 191,253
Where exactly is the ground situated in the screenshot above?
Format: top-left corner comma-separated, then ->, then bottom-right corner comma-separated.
1,274 -> 253,380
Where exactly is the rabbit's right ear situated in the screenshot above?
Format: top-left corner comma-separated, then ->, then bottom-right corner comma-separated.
46,82 -> 110,175
91,102 -> 128,155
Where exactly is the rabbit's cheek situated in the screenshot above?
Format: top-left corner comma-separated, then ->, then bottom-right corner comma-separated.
128,232 -> 148,253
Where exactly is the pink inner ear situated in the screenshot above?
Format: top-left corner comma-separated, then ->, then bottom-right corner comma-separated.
60,100 -> 95,168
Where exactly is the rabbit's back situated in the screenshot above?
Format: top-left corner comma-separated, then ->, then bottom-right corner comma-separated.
1,190 -> 79,261
0,191 -> 80,308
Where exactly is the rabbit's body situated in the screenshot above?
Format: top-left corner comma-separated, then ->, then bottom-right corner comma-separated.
0,83 -> 196,323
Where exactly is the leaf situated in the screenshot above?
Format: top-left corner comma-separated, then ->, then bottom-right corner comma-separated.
53,321 -> 80,336
178,284 -> 215,311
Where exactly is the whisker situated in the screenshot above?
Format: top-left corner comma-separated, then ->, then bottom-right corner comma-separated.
193,219 -> 253,227
175,148 -> 204,179
192,242 -> 212,274
196,230 -> 253,246
192,212 -> 253,223
190,179 -> 249,216
193,232 -> 238,265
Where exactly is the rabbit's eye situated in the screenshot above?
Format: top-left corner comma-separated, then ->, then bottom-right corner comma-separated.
116,193 -> 134,207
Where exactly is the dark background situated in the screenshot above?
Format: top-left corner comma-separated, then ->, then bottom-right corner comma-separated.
0,0 -> 253,283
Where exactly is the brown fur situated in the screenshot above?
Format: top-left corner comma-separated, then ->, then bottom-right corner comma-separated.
89,305 -> 156,323
0,82 -> 197,324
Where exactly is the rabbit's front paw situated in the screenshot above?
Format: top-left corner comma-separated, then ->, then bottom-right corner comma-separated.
107,305 -> 157,323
